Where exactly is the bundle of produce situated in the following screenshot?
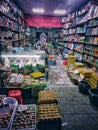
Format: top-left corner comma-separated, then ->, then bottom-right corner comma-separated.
8,73 -> 24,86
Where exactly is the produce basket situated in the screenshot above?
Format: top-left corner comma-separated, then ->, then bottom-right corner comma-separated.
12,104 -> 36,130
0,105 -> 17,130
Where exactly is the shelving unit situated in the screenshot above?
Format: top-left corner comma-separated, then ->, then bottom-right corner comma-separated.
0,0 -> 26,52
60,1 -> 98,70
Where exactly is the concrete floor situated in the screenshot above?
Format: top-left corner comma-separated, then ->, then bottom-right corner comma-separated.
48,59 -> 98,130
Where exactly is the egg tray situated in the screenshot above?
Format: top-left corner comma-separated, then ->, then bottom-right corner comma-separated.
12,104 -> 36,130
38,104 -> 62,121
0,105 -> 17,130
38,99 -> 58,105
38,91 -> 58,104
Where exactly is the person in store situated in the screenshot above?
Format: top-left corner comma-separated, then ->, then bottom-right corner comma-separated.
36,40 -> 41,50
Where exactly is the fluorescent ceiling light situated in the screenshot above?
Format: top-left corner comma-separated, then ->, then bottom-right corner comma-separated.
32,8 -> 44,13
54,10 -> 66,14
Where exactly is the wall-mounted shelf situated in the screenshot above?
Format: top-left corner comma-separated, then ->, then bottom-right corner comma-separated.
76,22 -> 86,26
0,0 -> 26,50
83,51 -> 98,57
74,49 -> 83,53
76,32 -> 86,35
76,10 -> 88,17
85,34 -> 98,36
0,11 -> 23,26
61,1 -> 98,70
83,58 -> 98,68
87,24 -> 98,28
85,42 -> 98,46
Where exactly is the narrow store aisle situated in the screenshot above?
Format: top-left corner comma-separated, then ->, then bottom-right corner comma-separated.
48,59 -> 98,130
48,59 -> 75,87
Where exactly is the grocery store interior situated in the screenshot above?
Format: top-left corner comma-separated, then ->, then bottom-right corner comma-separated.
0,0 -> 98,130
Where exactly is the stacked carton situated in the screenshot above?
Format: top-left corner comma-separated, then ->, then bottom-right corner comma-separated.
88,73 -> 98,88
77,68 -> 94,80
74,63 -> 84,69
67,55 -> 76,68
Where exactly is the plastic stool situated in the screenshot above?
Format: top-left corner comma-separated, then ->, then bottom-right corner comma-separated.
8,90 -> 23,104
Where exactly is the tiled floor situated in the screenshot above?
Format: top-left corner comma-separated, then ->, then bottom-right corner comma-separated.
48,59 -> 98,130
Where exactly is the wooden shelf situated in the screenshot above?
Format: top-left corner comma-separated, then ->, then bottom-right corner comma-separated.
77,10 -> 88,17
57,44 -> 64,47
83,58 -> 98,68
86,34 -> 98,36
76,32 -> 85,35
65,17 -> 76,23
0,25 -> 12,29
87,24 -> 98,28
76,21 -> 86,26
12,39 -> 25,42
88,17 -> 98,21
64,47 -> 72,50
0,36 -> 12,38
0,11 -> 23,26
74,49 -> 83,53
83,51 -> 98,57
12,29 -> 19,32
69,26 -> 76,29
58,40 -> 85,44
85,42 -> 98,45
74,41 -> 85,44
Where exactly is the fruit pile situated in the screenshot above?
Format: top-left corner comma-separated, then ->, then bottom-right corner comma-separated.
38,104 -> 62,120
0,108 -> 13,129
12,105 -> 36,129
38,90 -> 58,104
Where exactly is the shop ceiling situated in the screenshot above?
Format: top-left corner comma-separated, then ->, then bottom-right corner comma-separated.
14,0 -> 97,16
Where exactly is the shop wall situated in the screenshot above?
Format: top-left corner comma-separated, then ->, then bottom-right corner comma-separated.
25,15 -> 63,28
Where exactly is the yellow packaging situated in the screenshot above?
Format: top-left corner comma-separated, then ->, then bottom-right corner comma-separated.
74,63 -> 84,69
30,72 -> 45,79
89,80 -> 97,88
91,73 -> 98,81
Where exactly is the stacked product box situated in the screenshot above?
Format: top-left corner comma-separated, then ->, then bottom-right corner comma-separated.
67,55 -> 76,68
88,73 -> 98,88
